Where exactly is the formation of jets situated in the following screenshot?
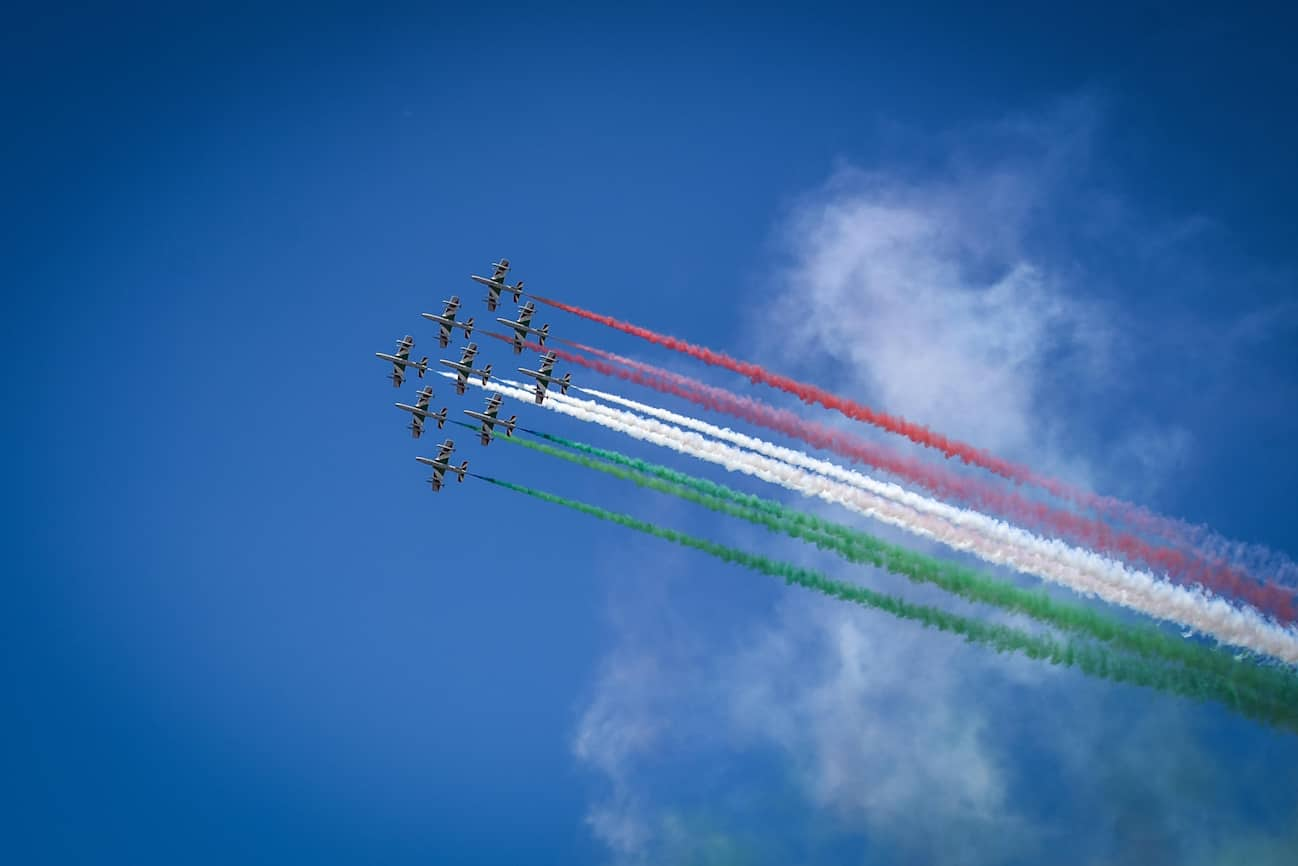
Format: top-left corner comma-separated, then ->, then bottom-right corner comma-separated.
421,296 -> 474,348
394,385 -> 448,439
496,300 -> 550,353
471,258 -> 524,312
416,440 -> 469,491
375,335 -> 429,388
518,350 -> 572,404
375,259 -> 573,491
463,393 -> 517,445
439,343 -> 493,395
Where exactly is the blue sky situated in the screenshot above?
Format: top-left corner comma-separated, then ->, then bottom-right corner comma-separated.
7,3 -> 1298,864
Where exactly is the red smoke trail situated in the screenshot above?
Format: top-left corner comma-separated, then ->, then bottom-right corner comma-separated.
492,328 -> 1297,623
531,295 -> 1203,544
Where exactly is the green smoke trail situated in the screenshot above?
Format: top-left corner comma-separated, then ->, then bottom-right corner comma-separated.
491,429 -> 1298,719
472,472 -> 1298,730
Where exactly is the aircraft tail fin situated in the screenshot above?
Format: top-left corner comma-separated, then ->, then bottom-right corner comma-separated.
505,415 -> 517,437
536,323 -> 549,345
559,373 -> 571,395
434,408 -> 448,429
481,364 -> 492,384
462,317 -> 475,338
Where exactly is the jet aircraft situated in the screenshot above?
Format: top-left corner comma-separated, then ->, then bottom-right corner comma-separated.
518,350 -> 571,404
375,335 -> 429,387
421,295 -> 474,348
415,439 -> 468,492
471,258 -> 524,311
463,393 -> 517,445
394,385 -> 448,439
439,342 -> 493,395
495,301 -> 550,354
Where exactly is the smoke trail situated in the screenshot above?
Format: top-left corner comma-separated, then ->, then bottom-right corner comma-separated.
439,371 -> 1298,663
504,430 -> 1298,707
471,473 -> 1298,731
528,295 -> 1223,544
548,344 -> 1298,594
493,331 -> 1296,616
495,427 -> 1298,711
569,340 -> 1298,597
572,381 -> 1298,629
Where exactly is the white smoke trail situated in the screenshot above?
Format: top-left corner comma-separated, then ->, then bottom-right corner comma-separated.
439,372 -> 1298,663
578,385 -> 1293,626
573,347 -> 1298,599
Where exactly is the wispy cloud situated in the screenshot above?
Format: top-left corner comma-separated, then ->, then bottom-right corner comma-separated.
722,596 -> 1029,861
570,98 -> 1298,862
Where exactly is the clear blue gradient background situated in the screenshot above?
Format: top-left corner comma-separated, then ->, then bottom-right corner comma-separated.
6,3 -> 1297,863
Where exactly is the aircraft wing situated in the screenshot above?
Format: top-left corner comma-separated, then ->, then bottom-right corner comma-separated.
391,363 -> 405,388
533,380 -> 549,404
430,467 -> 445,492
437,321 -> 452,348
434,439 -> 455,462
537,354 -> 556,376
410,413 -> 425,439
491,259 -> 510,281
516,304 -> 534,328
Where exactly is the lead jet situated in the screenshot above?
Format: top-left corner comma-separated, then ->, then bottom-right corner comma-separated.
518,350 -> 571,404
463,393 -> 517,445
394,385 -> 448,439
495,300 -> 550,354
438,342 -> 493,395
471,258 -> 524,311
415,439 -> 468,492
421,295 -> 475,348
375,335 -> 429,388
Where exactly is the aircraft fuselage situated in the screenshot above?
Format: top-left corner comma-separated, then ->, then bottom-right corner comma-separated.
396,402 -> 441,417
439,360 -> 487,377
377,352 -> 427,367
496,318 -> 545,336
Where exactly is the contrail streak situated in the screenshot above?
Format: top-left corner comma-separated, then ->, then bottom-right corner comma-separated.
489,331 -> 1296,619
492,426 -> 1298,719
437,371 -> 1298,663
471,473 -> 1298,731
528,295 -> 1243,550
574,381 -> 1298,631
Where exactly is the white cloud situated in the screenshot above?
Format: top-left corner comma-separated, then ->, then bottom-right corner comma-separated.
723,595 -> 1033,863
571,100 -> 1297,863
574,116 -> 1100,861
767,164 -> 1116,484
